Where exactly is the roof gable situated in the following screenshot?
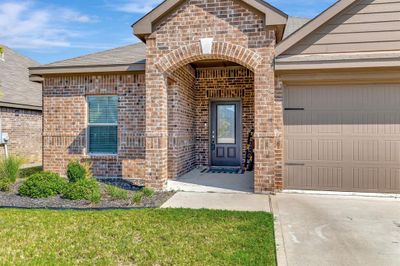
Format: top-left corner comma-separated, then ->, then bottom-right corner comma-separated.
276,0 -> 358,56
132,0 -> 288,41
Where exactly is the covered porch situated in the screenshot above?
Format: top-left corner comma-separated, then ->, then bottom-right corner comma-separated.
167,167 -> 254,193
166,59 -> 255,192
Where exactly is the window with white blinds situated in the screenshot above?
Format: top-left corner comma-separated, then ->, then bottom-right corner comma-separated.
87,96 -> 118,154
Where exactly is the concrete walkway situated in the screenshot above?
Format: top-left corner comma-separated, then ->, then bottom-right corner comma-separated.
166,168 -> 254,193
162,191 -> 270,212
273,193 -> 400,266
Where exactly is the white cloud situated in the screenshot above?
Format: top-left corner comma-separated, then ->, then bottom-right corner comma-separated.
111,0 -> 161,14
60,9 -> 96,23
0,1 -> 96,49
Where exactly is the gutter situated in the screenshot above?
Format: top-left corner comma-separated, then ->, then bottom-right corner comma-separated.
29,63 -> 146,75
0,101 -> 42,111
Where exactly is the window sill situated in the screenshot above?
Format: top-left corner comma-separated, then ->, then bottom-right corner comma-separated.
86,153 -> 118,159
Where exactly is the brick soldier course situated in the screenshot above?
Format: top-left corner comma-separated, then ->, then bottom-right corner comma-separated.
30,0 -> 289,193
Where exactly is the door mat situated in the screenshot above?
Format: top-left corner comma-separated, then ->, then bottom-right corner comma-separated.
202,168 -> 244,174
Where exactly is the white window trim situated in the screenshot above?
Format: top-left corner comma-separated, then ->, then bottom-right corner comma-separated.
86,95 -> 118,156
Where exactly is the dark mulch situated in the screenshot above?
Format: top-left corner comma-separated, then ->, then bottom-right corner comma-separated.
0,181 -> 174,209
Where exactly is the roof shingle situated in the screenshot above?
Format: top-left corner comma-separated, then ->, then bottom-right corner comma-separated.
42,43 -> 146,68
0,45 -> 42,109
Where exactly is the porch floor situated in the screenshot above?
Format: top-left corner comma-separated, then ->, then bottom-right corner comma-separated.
166,167 -> 254,193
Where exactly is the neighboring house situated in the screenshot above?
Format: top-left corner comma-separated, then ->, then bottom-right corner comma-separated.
0,45 -> 42,163
30,0 -> 400,193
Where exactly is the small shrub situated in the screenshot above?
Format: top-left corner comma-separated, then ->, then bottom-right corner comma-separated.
67,160 -> 86,183
20,166 -> 43,179
63,179 -> 101,203
132,191 -> 143,204
0,178 -> 10,192
18,172 -> 66,198
81,161 -> 93,179
142,187 -> 155,198
0,155 -> 23,183
106,185 -> 128,200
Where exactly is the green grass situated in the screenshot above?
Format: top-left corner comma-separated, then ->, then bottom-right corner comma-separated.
0,209 -> 276,265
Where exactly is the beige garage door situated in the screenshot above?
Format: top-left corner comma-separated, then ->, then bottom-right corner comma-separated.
284,84 -> 400,193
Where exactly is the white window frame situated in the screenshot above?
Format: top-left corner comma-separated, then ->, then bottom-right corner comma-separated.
86,95 -> 118,156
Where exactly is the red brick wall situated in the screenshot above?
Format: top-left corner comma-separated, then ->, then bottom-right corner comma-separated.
146,0 -> 278,192
168,65 -> 197,179
42,74 -> 146,178
153,0 -> 270,51
0,107 -> 42,163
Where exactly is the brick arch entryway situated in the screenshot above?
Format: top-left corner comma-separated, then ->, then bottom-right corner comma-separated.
144,39 -> 280,194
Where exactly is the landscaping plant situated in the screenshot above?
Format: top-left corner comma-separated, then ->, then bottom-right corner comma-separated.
106,185 -> 128,200
18,172 -> 67,198
0,155 -> 23,183
141,187 -> 155,198
63,178 -> 101,203
0,178 -> 10,192
66,159 -> 87,183
132,191 -> 143,204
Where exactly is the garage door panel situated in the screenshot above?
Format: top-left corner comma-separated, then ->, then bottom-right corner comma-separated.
382,168 -> 400,191
284,111 -> 312,134
350,112 -> 379,135
285,164 -> 344,190
285,165 -> 313,188
352,167 -> 380,191
384,140 -> 400,162
317,139 -> 343,161
285,164 -> 400,193
352,139 -> 380,162
285,139 -> 313,161
312,112 -> 343,134
284,84 -> 400,193
380,112 -> 400,134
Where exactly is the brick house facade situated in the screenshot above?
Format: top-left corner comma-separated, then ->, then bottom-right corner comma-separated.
0,46 -> 42,164
31,0 -> 287,193
30,0 -> 400,194
33,0 -> 286,193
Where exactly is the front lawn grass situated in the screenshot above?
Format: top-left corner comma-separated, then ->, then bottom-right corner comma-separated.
0,208 -> 276,265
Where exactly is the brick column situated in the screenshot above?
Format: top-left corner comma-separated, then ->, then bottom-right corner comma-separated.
145,38 -> 169,190
253,46 -> 276,193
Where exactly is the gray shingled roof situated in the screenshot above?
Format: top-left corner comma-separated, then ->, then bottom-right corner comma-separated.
283,16 -> 310,39
42,42 -> 146,68
0,45 -> 42,109
33,16 -> 309,72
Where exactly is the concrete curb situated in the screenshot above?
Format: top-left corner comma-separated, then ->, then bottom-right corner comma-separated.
270,195 -> 288,266
282,189 -> 400,199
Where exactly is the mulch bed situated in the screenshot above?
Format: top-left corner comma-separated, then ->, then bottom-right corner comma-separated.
0,181 -> 175,209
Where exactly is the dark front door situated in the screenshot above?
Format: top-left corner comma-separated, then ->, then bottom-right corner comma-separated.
211,101 -> 241,166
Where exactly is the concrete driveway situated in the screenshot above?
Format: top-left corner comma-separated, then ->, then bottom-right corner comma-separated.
273,193 -> 400,266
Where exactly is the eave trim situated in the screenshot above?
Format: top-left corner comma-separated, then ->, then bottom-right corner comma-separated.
29,63 -> 145,75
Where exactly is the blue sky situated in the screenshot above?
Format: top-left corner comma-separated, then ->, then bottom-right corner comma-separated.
0,0 -> 336,64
